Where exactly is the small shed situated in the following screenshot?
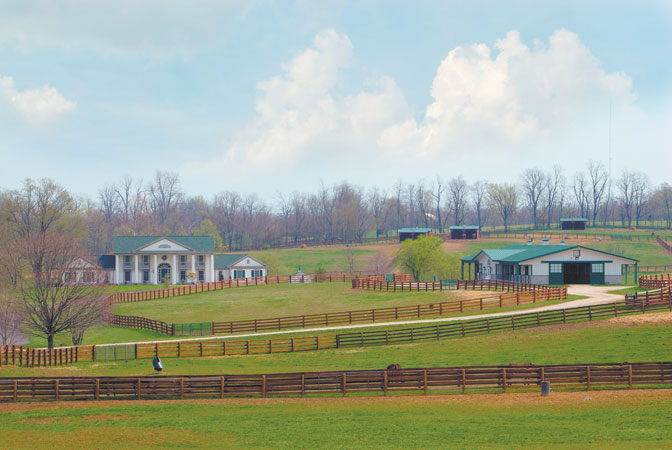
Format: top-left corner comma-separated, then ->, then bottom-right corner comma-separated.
449,226 -> 479,240
560,218 -> 587,230
398,227 -> 432,242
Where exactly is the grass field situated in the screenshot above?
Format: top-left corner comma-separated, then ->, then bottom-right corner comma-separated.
2,390 -> 671,449
27,284 -> 584,347
9,312 -> 672,378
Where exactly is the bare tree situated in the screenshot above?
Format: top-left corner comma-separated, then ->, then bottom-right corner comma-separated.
520,168 -> 547,230
431,176 -> 446,232
572,172 -> 590,219
98,184 -> 119,223
544,166 -> 564,228
148,171 -> 183,228
0,289 -> 25,345
448,176 -> 468,226
367,251 -> 390,274
18,233 -> 105,348
617,170 -> 635,227
587,161 -> 609,226
415,181 -> 433,229
344,247 -> 356,274
471,181 -> 488,230
488,183 -> 518,232
632,172 -> 650,227
368,187 -> 390,239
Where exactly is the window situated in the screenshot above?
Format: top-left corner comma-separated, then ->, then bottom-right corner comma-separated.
250,270 -> 255,278
218,271 -> 224,281
124,271 -> 131,282
83,272 -> 94,283
198,270 -> 204,281
258,269 -> 263,277
142,255 -> 149,267
198,255 -> 204,266
180,255 -> 186,266
234,270 -> 245,279
549,263 -> 562,273
124,255 -> 131,267
143,270 -> 149,283
180,270 -> 186,282
591,263 -> 604,273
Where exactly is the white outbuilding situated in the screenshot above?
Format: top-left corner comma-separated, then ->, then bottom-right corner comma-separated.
461,240 -> 639,285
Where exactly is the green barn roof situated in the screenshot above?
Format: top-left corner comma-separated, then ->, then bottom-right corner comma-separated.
398,228 -> 432,233
113,235 -> 215,253
462,244 -> 638,263
449,226 -> 480,230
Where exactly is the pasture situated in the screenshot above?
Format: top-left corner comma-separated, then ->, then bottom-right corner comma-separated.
7,312 -> 672,378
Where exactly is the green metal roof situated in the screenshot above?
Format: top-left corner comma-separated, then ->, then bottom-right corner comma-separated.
398,228 -> 432,233
113,235 -> 215,253
559,218 -> 587,221
449,226 -> 480,230
462,244 -> 639,263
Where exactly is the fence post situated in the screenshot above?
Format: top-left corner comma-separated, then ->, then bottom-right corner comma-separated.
586,366 -> 591,390
342,372 -> 347,397
262,375 -> 267,398
55,379 -> 59,401
95,379 -> 100,400
502,368 -> 507,392
424,370 -> 428,395
180,377 -> 184,399
13,380 -> 17,401
221,376 -> 225,398
301,374 -> 305,398
137,378 -> 141,399
462,369 -> 466,394
383,371 -> 388,396
628,365 -> 633,389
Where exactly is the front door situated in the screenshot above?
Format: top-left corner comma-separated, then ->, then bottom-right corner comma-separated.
158,263 -> 171,284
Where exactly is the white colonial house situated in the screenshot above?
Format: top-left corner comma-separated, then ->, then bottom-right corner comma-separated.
461,239 -> 639,285
110,235 -> 267,285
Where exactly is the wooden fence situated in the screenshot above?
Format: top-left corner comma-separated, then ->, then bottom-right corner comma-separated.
1,362 -> 670,402
352,276 -> 565,294
106,277 -> 566,336
656,236 -> 672,253
639,274 -> 672,290
640,264 -> 672,273
4,289 -> 671,367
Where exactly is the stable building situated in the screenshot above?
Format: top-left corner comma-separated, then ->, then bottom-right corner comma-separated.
398,227 -> 432,242
449,226 -> 479,240
560,218 -> 587,230
460,240 -> 638,285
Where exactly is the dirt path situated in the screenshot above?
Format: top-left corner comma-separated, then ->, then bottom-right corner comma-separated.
96,285 -> 629,347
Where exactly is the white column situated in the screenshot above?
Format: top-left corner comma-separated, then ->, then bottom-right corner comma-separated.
134,255 -> 139,284
114,255 -> 120,284
191,254 -> 196,278
210,254 -> 215,283
153,254 -> 158,285
172,254 -> 178,285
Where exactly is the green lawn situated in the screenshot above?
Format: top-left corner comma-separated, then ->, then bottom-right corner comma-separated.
113,282 -> 466,323
27,288 -> 584,347
246,246 -> 376,274
9,316 -> 672,378
2,391 -> 672,449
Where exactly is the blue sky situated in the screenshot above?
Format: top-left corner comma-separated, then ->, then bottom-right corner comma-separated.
0,1 -> 670,200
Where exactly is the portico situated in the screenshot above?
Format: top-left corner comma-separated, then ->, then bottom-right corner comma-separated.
113,235 -> 216,285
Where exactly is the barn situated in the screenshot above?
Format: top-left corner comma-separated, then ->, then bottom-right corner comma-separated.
398,227 -> 432,242
460,240 -> 638,285
560,218 -> 588,230
449,226 -> 479,240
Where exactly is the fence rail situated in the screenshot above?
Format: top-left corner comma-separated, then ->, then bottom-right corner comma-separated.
639,274 -> 672,290
1,361 -> 670,402
4,288 -> 671,367
107,277 -> 566,337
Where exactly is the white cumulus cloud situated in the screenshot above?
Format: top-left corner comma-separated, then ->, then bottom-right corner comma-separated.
0,76 -> 76,122
379,29 -> 635,155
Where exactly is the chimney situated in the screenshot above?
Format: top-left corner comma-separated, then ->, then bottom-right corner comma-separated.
542,238 -> 549,246
527,238 -> 533,246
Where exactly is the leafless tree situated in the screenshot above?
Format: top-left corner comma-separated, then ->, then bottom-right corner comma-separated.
367,251 -> 390,274
520,168 -> 547,230
368,187 -> 390,238
415,181 -> 433,229
0,289 -> 25,345
544,166 -> 564,228
17,233 -> 105,348
632,172 -> 650,227
488,183 -> 518,232
587,161 -> 609,226
448,176 -> 468,226
148,171 -> 183,227
617,170 -> 636,227
431,176 -> 446,232
471,181 -> 488,230
573,172 -> 590,219
98,184 -> 119,223
344,247 -> 356,274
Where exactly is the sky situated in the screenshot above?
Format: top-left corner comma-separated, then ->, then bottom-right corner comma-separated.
0,0 -> 671,201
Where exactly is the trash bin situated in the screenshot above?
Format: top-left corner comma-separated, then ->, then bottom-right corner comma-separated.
541,381 -> 551,396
